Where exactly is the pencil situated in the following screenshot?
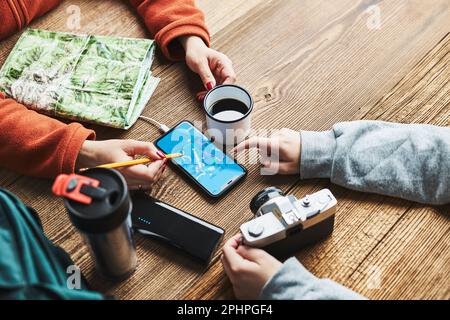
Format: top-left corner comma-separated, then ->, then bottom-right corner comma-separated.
96,153 -> 183,169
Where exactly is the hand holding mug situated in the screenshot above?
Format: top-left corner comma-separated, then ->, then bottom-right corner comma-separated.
180,35 -> 236,89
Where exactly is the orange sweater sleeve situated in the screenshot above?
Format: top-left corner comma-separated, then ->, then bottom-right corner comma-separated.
0,94 -> 95,178
0,0 -> 63,39
1,0 -> 210,59
129,0 -> 210,61
0,0 -> 207,178
0,1 -> 95,178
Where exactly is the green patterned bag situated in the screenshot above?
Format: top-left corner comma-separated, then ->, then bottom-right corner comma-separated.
0,29 -> 159,129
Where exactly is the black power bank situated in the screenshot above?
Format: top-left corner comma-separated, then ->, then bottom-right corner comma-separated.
130,192 -> 225,264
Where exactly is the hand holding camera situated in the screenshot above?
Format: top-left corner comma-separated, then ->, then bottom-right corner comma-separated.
223,187 -> 337,299
232,128 -> 301,175
222,234 -> 283,300
224,126 -> 336,299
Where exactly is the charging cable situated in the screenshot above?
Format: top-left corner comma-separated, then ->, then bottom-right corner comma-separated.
139,116 -> 170,133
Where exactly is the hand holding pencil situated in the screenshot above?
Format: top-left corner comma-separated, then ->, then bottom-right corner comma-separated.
76,139 -> 173,190
96,153 -> 183,169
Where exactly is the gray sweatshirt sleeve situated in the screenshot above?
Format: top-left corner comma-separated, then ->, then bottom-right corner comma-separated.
260,258 -> 365,300
300,120 -> 450,205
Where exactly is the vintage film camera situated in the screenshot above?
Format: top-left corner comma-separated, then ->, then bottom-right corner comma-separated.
240,187 -> 337,259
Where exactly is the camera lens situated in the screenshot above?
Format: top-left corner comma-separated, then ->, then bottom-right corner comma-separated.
250,186 -> 285,214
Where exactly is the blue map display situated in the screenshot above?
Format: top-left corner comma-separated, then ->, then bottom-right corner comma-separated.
156,122 -> 245,196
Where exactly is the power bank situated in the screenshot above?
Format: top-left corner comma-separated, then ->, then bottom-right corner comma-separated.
130,192 -> 225,264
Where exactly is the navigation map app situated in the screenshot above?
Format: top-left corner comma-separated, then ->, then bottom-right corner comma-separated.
156,122 -> 245,195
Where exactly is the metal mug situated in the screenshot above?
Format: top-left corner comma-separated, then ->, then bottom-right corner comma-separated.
203,84 -> 253,146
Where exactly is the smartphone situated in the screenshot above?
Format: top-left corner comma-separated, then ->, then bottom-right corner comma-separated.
155,121 -> 247,198
131,192 -> 224,264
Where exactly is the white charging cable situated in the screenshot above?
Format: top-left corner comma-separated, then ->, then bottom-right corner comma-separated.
138,115 -> 170,133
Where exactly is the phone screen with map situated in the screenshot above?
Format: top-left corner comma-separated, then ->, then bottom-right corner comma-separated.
156,121 -> 246,197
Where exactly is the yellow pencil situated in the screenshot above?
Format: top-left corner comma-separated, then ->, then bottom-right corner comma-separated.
96,153 -> 183,169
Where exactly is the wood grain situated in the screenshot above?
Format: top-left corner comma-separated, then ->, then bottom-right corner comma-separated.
185,32 -> 450,300
0,0 -> 449,299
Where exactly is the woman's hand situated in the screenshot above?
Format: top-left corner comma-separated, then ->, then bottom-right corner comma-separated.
76,139 -> 167,190
232,128 -> 302,175
180,35 -> 236,90
221,234 -> 283,300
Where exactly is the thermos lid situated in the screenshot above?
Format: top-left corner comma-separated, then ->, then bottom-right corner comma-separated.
63,168 -> 131,234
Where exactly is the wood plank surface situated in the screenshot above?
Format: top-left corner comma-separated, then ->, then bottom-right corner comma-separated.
185,32 -> 450,300
0,0 -> 449,300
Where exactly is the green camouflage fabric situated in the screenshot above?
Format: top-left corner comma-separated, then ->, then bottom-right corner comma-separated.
0,29 -> 159,129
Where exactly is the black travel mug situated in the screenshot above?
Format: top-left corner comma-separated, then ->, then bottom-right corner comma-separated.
61,168 -> 137,280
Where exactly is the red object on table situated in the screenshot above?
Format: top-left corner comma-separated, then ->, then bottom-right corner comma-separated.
52,173 -> 100,205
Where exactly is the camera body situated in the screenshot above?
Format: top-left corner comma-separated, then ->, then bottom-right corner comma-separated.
240,187 -> 337,259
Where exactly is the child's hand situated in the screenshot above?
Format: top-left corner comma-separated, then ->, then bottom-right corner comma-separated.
232,128 -> 302,175
180,35 -> 236,90
222,234 -> 283,300
76,139 -> 167,190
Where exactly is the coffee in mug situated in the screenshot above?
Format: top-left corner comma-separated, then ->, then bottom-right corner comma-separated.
203,85 -> 253,146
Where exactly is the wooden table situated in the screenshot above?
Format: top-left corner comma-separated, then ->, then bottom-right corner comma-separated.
0,0 -> 449,300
